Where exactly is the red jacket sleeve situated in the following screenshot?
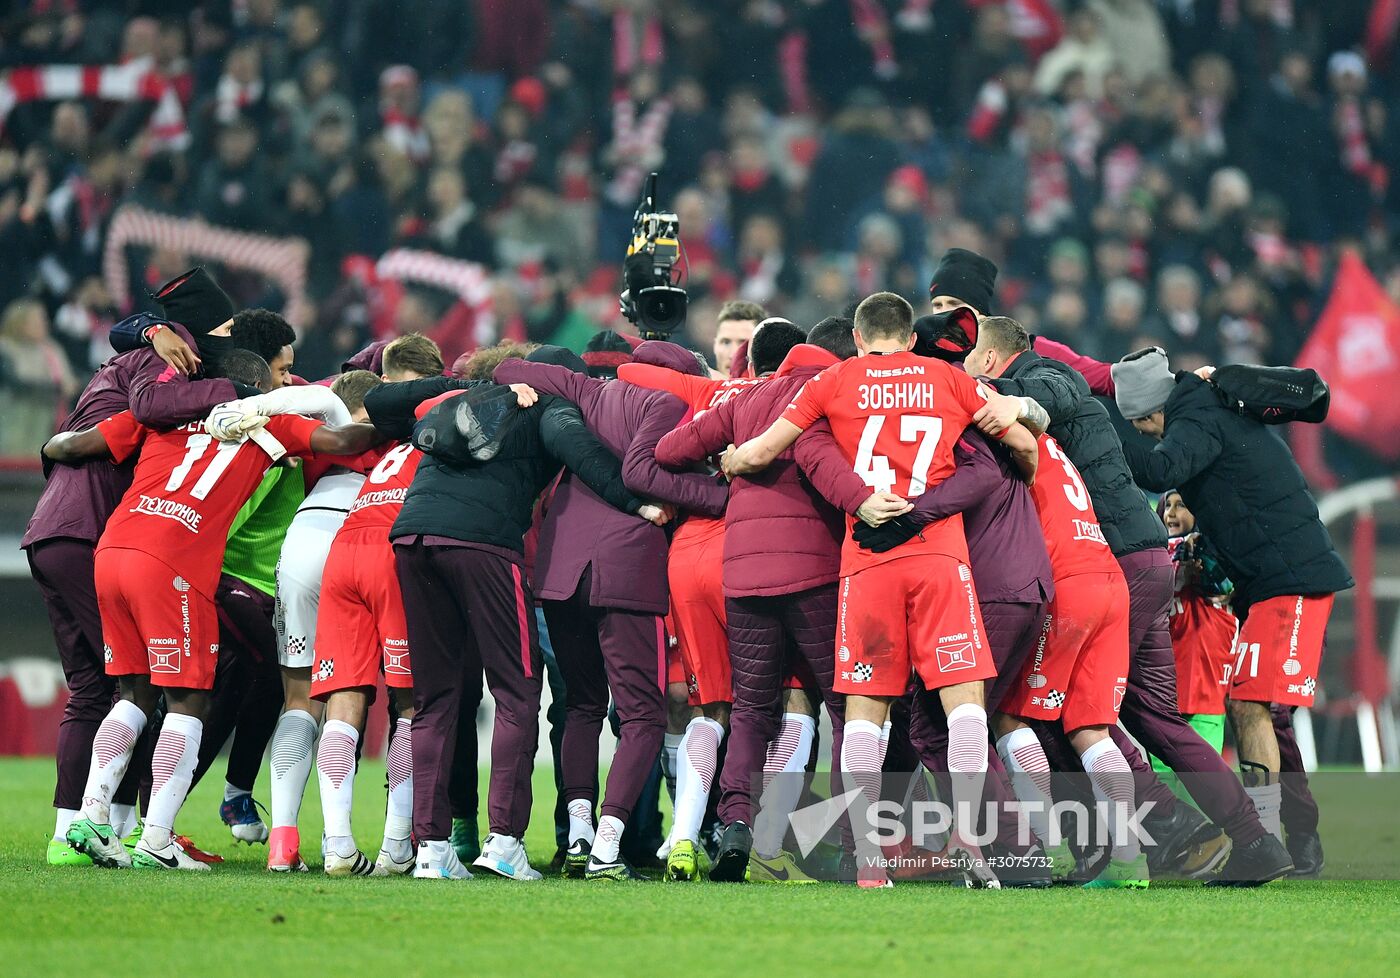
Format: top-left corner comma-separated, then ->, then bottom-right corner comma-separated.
794,419 -> 869,516
617,362 -> 716,409
623,391 -> 728,517
1033,336 -> 1115,398
654,396 -> 737,470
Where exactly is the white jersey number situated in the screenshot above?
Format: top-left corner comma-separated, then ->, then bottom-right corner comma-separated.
165,433 -> 242,501
853,415 -> 943,495
368,443 -> 415,485
1045,436 -> 1091,512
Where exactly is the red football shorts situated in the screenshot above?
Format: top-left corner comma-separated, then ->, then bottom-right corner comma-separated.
664,627 -> 685,687
1004,571 -> 1129,730
94,547 -> 219,689
668,532 -> 731,705
312,531 -> 411,699
835,554 -> 994,696
1232,593 -> 1334,707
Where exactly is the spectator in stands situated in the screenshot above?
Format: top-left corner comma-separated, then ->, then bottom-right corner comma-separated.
0,298 -> 78,456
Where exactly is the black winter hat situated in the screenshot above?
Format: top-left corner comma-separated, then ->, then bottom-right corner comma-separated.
928,248 -> 998,316
913,307 -> 980,363
526,344 -> 587,374
153,267 -> 235,336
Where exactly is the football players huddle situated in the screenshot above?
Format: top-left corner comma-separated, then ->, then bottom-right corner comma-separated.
31,251 -> 1345,889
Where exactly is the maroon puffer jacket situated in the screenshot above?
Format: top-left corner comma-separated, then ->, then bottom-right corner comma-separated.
656,344 -> 870,597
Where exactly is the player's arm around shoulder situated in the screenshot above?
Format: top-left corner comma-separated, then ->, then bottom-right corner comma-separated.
996,422 -> 1040,485
43,411 -> 144,464
285,414 -> 385,458
42,426 -> 116,464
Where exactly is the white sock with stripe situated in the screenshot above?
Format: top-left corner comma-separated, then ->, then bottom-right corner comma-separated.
567,799 -> 595,845
269,709 -> 318,829
672,716 -> 724,845
143,712 -> 202,850
592,815 -> 625,864
384,718 -> 414,850
1081,738 -> 1141,861
80,699 -> 146,825
317,719 -> 359,848
947,703 -> 989,841
996,727 -> 1054,847
753,712 -> 816,858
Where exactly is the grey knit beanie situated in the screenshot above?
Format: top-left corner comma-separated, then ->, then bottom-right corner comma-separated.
1112,347 -> 1176,419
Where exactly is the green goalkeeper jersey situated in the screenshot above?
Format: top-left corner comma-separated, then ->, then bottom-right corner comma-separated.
221,462 -> 306,596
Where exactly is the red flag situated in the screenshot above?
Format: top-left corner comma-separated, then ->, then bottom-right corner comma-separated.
1296,251 -> 1400,461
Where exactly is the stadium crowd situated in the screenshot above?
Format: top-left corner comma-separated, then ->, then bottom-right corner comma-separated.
3,0 -> 1400,463
5,0 -> 1367,889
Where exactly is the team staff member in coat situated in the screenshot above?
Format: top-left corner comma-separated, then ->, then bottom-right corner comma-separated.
493,343 -> 730,880
368,348 -> 665,881
1112,348 -> 1352,877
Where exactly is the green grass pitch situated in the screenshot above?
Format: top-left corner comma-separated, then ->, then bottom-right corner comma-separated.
3,757 -> 1399,978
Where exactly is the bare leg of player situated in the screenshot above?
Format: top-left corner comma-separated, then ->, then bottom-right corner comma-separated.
1227,698 -> 1283,840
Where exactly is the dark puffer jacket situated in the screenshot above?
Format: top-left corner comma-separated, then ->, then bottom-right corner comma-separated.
654,344 -> 869,597
1121,373 -> 1352,611
991,349 -> 1166,558
367,368 -> 641,556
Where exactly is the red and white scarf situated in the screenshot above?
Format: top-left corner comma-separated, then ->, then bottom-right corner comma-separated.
0,61 -> 188,151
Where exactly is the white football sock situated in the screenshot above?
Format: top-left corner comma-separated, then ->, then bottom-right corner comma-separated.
80,699 -> 146,824
672,716 -> 724,845
996,727 -> 1054,848
661,731 -> 682,804
567,799 -> 595,845
316,719 -> 359,840
110,803 -> 137,840
592,815 -> 625,863
223,780 -> 250,803
753,713 -> 816,858
143,712 -> 203,849
839,719 -> 885,867
1244,782 -> 1283,842
947,703 -> 989,842
1082,738 -> 1141,861
384,718 -> 413,845
53,807 -> 79,842
269,709 -> 318,829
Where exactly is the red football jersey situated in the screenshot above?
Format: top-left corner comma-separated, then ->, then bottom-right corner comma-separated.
782,350 -> 987,573
340,441 -> 422,535
1027,433 -> 1117,581
1167,536 -> 1238,715
96,411 -> 324,597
